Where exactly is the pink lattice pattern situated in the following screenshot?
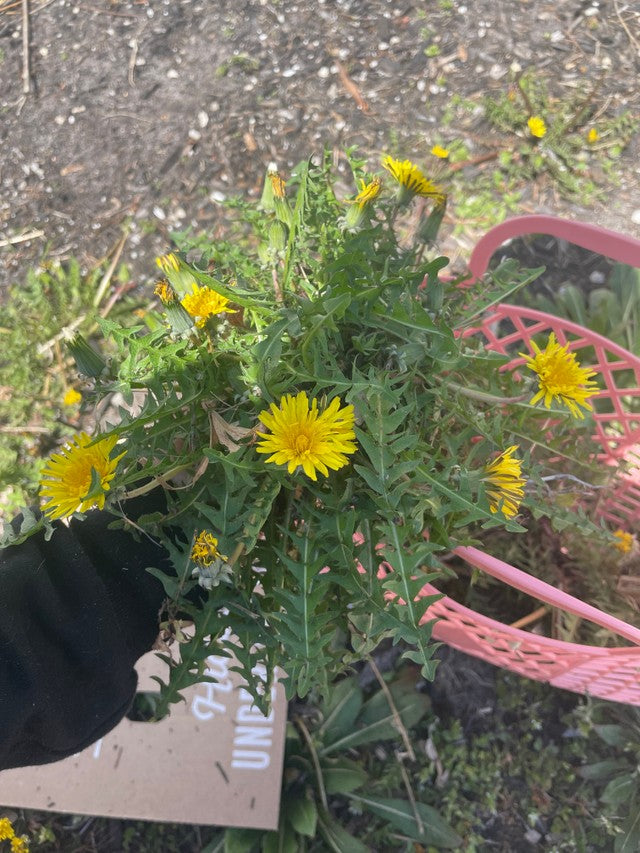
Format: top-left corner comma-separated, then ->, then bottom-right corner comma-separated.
418,215 -> 640,705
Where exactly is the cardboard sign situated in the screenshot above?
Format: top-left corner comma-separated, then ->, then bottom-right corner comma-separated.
0,651 -> 286,829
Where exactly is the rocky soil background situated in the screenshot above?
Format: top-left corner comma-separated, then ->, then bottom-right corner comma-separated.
1,0 -> 639,291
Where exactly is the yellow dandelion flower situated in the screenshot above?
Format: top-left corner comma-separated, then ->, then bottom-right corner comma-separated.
268,172 -> 287,199
0,818 -> 15,842
40,432 -> 126,520
520,332 -> 599,419
191,531 -> 227,566
63,388 -> 82,407
181,283 -> 237,328
382,155 -> 447,205
528,116 -> 547,138
587,128 -> 599,144
613,528 -> 634,554
154,280 -> 176,304
11,836 -> 29,853
256,391 -> 358,481
431,144 -> 449,159
351,177 -> 382,209
156,253 -> 180,275
483,445 -> 526,519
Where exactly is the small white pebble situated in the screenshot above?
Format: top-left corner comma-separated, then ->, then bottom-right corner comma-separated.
153,206 -> 166,220
197,110 -> 209,128
167,68 -> 179,79
631,209 -> 640,225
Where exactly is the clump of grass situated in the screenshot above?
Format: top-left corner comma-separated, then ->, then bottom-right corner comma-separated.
484,70 -> 639,200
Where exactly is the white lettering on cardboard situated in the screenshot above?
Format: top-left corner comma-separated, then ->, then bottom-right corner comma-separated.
231,665 -> 277,769
234,726 -> 274,748
191,654 -> 233,721
231,749 -> 270,769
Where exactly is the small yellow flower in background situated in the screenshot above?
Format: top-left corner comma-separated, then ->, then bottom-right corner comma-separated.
587,127 -> 599,144
351,177 -> 382,209
11,836 -> 29,853
256,391 -> 357,481
431,144 -> 449,159
181,283 -> 237,328
63,388 -> 82,407
156,253 -> 180,275
191,531 -> 227,566
40,432 -> 126,520
382,155 -> 447,205
154,280 -> 176,304
527,116 -> 547,138
0,817 -> 29,852
520,332 -> 599,419
268,171 -> 287,199
613,528 -> 634,554
0,818 -> 14,842
484,445 -> 526,519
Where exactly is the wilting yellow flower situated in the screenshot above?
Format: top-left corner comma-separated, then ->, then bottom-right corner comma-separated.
63,388 -> 82,407
0,818 -> 15,842
40,432 -> 126,520
154,280 -> 176,304
587,128 -> 599,144
382,155 -> 447,205
156,253 -> 180,275
191,530 -> 227,566
351,177 -> 382,209
256,391 -> 357,480
528,116 -> 547,138
11,837 -> 29,853
431,144 -> 449,159
613,528 -> 634,554
181,283 -> 237,327
268,171 -> 287,199
520,332 -> 599,419
484,445 -> 525,519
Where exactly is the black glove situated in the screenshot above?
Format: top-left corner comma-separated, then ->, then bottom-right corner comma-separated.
0,495 -> 172,771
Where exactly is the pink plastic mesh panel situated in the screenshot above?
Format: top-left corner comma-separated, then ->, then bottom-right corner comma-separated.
418,215 -> 640,705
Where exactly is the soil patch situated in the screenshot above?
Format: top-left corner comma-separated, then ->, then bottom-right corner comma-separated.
1,0 -> 639,290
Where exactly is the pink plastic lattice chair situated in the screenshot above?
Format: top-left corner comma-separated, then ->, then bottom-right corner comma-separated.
417,215 -> 640,705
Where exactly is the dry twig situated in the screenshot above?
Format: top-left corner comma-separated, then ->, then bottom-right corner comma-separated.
330,52 -> 371,114
0,229 -> 44,248
366,654 -> 415,761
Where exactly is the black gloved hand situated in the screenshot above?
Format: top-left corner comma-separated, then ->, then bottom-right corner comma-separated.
0,495 -> 172,771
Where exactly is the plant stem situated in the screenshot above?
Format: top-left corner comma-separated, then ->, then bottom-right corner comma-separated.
445,379 -> 528,405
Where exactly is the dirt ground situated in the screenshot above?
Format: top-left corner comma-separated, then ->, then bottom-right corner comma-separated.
1,0 -> 639,292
